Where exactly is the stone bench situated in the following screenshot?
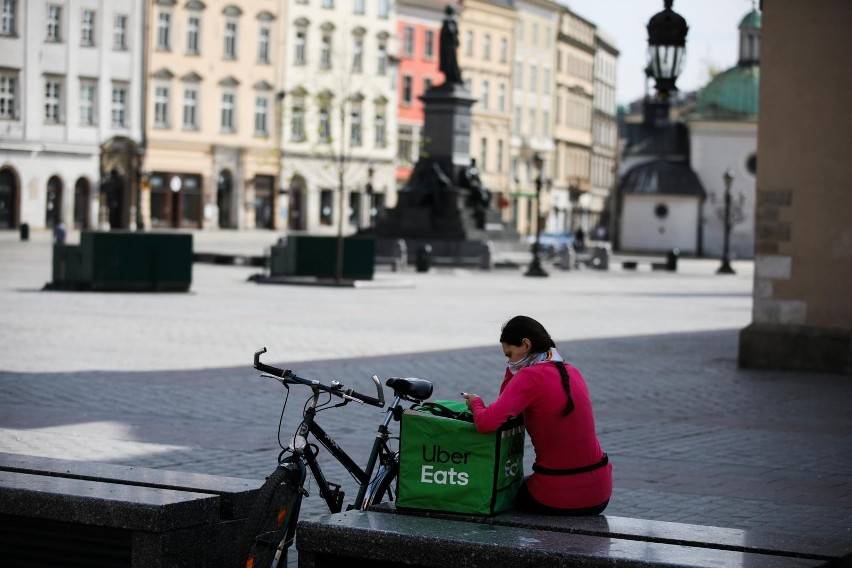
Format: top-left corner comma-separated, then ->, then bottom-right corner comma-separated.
296,506 -> 851,568
0,452 -> 262,567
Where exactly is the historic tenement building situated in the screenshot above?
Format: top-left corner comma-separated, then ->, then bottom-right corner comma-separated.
0,0 -> 145,232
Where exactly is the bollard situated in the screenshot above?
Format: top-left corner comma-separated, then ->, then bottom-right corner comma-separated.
19,223 -> 29,241
666,248 -> 680,271
415,244 -> 432,273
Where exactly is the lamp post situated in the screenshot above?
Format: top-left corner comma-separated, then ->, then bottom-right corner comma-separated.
525,152 -> 548,278
717,168 -> 736,274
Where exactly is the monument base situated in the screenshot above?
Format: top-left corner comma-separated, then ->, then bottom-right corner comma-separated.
738,323 -> 852,375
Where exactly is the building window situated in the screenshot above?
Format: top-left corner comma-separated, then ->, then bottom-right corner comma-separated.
514,62 -> 522,86
111,84 -> 127,127
47,5 -> 62,42
496,139 -> 504,172
322,0 -> 334,8
542,110 -> 549,137
352,35 -> 363,72
224,21 -> 237,59
528,109 -> 536,137
0,72 -> 16,119
354,0 -> 365,14
425,29 -> 434,60
402,75 -> 413,105
483,34 -> 491,60
513,106 -> 521,134
398,126 -> 413,164
79,80 -> 96,125
320,32 -> 332,69
530,64 -> 537,92
221,91 -> 235,131
254,95 -> 269,136
543,68 -> 551,95
423,77 -> 432,92
500,37 -> 508,63
377,41 -> 388,75
375,105 -> 386,147
481,80 -> 489,110
81,10 -> 95,46
403,26 -> 414,57
258,25 -> 270,63
187,16 -> 200,54
350,103 -> 362,147
1,0 -> 16,36
154,85 -> 170,127
44,79 -> 62,123
294,29 -> 307,65
182,87 -> 198,129
318,104 -> 330,143
291,100 -> 305,141
114,14 -> 127,49
498,83 -> 506,113
464,31 -> 473,56
378,0 -> 389,19
157,11 -> 170,50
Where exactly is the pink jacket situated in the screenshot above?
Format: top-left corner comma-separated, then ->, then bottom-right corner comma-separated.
470,361 -> 612,510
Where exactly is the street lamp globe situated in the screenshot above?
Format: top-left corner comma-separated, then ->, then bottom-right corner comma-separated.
646,0 -> 689,98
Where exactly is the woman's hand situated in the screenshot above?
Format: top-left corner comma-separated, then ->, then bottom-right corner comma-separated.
462,393 -> 479,409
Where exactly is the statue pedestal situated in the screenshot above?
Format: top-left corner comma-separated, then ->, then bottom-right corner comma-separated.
420,84 -> 478,178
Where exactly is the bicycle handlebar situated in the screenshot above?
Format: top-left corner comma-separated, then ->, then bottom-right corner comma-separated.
254,347 -> 385,408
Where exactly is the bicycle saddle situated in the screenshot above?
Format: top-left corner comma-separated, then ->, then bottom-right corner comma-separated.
386,377 -> 433,402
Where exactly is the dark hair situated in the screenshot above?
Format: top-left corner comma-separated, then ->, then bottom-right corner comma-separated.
499,316 -> 555,352
500,316 -> 573,416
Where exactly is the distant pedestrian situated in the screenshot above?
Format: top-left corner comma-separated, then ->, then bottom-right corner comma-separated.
462,315 -> 611,515
574,227 -> 586,252
53,222 -> 66,244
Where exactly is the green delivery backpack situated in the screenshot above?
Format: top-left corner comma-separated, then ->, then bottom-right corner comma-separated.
397,401 -> 524,515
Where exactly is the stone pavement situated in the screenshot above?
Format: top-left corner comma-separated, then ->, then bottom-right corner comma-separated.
0,228 -> 850,549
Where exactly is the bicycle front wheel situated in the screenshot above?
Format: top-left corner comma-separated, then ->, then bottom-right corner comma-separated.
236,458 -> 305,568
361,459 -> 398,509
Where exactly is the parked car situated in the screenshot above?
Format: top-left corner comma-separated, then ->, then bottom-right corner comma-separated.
525,232 -> 574,258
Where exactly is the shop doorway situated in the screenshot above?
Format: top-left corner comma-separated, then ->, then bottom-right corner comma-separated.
0,167 -> 18,229
217,170 -> 235,229
46,176 -> 63,228
254,175 -> 274,229
73,177 -> 91,229
288,175 -> 306,231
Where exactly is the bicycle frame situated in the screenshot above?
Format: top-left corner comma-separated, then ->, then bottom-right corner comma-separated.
287,388 -> 403,513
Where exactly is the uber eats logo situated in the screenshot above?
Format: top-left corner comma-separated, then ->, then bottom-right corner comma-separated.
420,445 -> 470,485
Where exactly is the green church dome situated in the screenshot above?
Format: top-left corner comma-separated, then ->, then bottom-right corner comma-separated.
695,8 -> 761,120
695,64 -> 759,119
739,9 -> 762,30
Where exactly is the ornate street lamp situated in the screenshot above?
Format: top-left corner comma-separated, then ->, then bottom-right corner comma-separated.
717,168 -> 736,274
525,153 -> 548,278
644,0 -> 688,125
646,0 -> 688,98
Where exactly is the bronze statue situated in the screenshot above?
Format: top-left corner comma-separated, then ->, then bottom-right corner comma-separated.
439,5 -> 463,86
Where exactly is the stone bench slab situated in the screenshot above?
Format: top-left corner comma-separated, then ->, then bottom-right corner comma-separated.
0,470 -> 218,532
0,452 -> 260,519
297,510 -> 827,568
374,505 -> 850,564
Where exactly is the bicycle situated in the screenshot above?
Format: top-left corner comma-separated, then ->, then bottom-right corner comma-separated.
236,347 -> 435,568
